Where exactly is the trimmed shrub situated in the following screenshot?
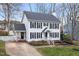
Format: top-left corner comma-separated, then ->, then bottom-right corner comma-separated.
63,34 -> 73,44
60,33 -> 64,41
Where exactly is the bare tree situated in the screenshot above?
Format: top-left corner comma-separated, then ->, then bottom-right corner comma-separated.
29,3 -> 32,12
0,3 -> 22,31
49,3 -> 56,14
36,3 -> 47,13
64,3 -> 79,40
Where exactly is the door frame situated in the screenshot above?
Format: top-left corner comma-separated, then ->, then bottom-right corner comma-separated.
21,32 -> 24,39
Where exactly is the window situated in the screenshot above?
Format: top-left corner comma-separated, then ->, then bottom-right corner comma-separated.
50,23 -> 52,29
30,32 -> 42,39
50,33 -> 52,37
50,23 -> 59,29
43,23 -> 48,26
41,23 -> 42,28
53,23 -> 55,29
55,33 -> 59,38
41,33 -> 42,38
35,22 -> 36,28
55,24 -> 59,29
30,32 -> 36,39
55,32 -> 59,38
50,32 -> 59,38
37,22 -> 42,28
37,32 -> 42,39
50,33 -> 54,38
30,22 -> 42,29
30,22 -> 36,28
50,23 -> 54,29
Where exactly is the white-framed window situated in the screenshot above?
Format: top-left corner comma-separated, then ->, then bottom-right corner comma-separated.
37,22 -> 42,28
55,23 -> 59,29
37,32 -> 42,39
30,22 -> 36,28
30,32 -> 36,39
30,32 -> 42,39
43,23 -> 48,26
55,32 -> 59,38
50,23 -> 59,29
50,33 -> 54,38
50,32 -> 59,38
50,23 -> 54,29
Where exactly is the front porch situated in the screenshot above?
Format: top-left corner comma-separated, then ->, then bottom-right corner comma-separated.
15,31 -> 26,40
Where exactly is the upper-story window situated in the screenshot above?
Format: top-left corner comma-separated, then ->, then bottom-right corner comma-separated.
30,22 -> 42,28
50,23 -> 54,29
55,24 -> 59,29
37,22 -> 42,28
30,22 -> 36,28
50,23 -> 59,29
43,23 -> 48,26
41,23 -> 42,28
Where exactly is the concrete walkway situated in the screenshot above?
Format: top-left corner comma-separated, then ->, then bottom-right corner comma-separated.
5,42 -> 41,56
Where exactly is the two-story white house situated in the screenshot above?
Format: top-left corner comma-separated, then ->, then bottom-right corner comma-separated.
11,11 -> 61,42
16,11 -> 60,42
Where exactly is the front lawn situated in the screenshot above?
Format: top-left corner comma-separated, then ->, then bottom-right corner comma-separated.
37,46 -> 79,56
0,40 -> 8,56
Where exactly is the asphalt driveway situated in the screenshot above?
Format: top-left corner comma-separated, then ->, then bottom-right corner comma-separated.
5,42 -> 41,56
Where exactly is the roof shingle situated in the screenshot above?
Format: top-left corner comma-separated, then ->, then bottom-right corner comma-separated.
14,24 -> 26,31
24,11 -> 60,23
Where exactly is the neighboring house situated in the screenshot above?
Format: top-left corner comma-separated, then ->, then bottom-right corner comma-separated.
0,20 -> 22,31
9,20 -> 22,30
0,20 -> 25,41
19,11 -> 61,42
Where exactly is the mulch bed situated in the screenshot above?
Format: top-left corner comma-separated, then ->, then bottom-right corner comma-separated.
28,40 -> 65,46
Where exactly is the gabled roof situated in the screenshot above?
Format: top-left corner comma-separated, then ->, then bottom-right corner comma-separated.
14,24 -> 26,31
24,11 -> 60,23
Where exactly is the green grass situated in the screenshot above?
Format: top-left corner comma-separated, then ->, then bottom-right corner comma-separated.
0,40 -> 8,56
37,46 -> 79,56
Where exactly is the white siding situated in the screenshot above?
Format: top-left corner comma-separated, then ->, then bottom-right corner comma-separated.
22,15 -> 60,42
22,15 -> 30,40
25,21 -> 60,42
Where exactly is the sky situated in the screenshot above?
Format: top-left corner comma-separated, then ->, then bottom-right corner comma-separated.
17,3 -> 62,21
0,3 -> 38,21
16,3 -> 38,21
0,3 -> 66,24
21,4 -> 36,12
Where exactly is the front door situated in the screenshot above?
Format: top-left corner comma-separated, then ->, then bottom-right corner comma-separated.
21,32 -> 24,39
45,32 -> 48,38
